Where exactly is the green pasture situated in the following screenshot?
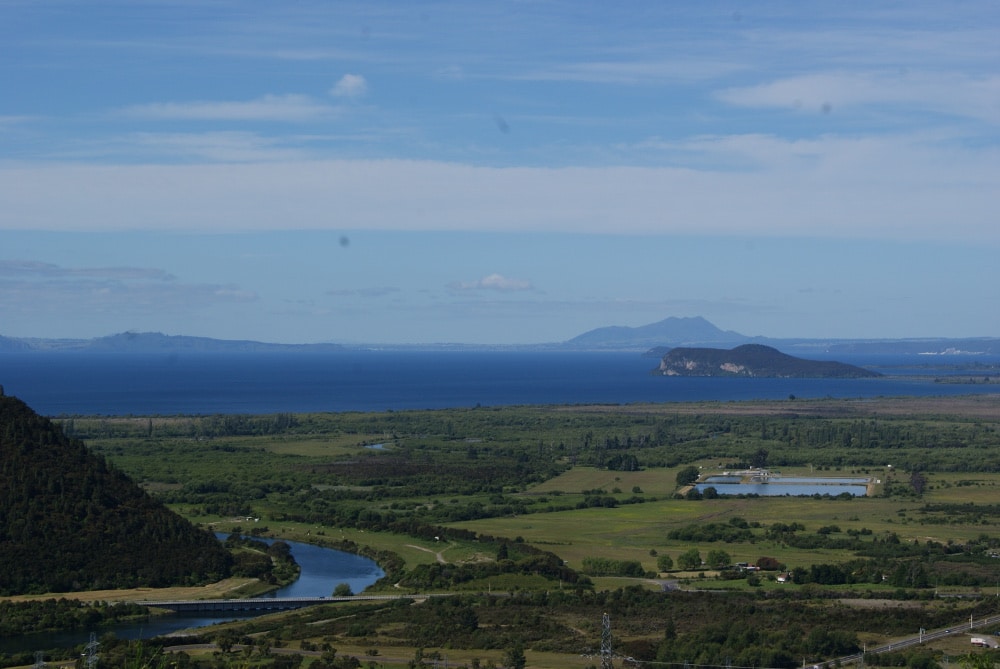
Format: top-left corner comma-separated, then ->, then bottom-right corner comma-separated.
526,465 -> 683,496
73,397 -> 1000,593
449,471 -> 1000,576
259,434 -> 396,457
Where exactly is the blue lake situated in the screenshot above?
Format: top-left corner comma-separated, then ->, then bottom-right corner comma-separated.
1,350 -> 998,416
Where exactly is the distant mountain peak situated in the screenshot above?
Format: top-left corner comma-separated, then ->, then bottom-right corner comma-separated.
565,316 -> 749,351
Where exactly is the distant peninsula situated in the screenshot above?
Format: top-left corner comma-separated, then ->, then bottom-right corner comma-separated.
655,344 -> 882,378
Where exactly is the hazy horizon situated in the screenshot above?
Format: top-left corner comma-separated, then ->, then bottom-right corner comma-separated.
2,2 -> 998,344
4,315 -> 1000,349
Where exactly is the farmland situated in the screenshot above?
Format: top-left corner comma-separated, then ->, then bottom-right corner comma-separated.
14,395 -> 1000,667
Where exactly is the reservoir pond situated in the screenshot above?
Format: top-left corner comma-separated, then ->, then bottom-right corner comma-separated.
695,474 -> 871,497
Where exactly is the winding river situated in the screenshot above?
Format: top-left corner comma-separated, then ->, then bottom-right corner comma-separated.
1,536 -> 384,654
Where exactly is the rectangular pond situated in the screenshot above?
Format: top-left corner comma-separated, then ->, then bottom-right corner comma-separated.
695,474 -> 871,497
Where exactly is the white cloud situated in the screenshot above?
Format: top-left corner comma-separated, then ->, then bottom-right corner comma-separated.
0,260 -> 257,317
0,259 -> 175,281
515,59 -> 746,85
0,139 -> 997,243
327,286 -> 400,298
120,94 -> 335,122
126,132 -> 307,162
451,273 -> 533,292
717,72 -> 1000,124
330,74 -> 368,99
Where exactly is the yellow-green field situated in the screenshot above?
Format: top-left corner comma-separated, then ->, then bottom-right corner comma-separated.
447,465 -> 1000,576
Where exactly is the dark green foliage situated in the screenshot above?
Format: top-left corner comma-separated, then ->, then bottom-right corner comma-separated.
668,521 -> 754,543
224,534 -> 298,584
0,598 -> 148,635
0,395 -> 233,594
503,643 -> 527,669
397,547 -> 586,590
676,465 -> 700,486
215,587 -> 953,668
581,557 -> 645,577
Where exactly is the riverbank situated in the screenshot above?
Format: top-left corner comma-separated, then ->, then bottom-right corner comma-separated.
0,577 -> 261,606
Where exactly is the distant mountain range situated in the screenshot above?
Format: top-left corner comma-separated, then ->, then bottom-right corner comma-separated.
2,317 -> 999,357
566,316 -> 1000,357
0,331 -> 344,354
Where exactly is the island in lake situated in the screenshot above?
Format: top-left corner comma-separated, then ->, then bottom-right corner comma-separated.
655,344 -> 881,378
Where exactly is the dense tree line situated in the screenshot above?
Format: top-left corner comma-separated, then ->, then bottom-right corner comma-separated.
581,557 -> 646,577
0,598 -> 148,636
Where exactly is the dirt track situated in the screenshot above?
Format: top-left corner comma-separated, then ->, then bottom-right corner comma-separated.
2,577 -> 258,604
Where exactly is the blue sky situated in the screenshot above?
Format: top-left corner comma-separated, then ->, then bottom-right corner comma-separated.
1,1 -> 998,344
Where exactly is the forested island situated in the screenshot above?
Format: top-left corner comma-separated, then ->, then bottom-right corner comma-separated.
656,344 -> 881,378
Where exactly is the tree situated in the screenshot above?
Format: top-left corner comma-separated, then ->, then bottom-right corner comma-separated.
676,466 -> 700,486
657,554 -> 674,572
503,643 -> 527,669
678,548 -> 702,570
750,448 -> 769,469
960,653 -> 996,669
706,549 -> 731,569
215,628 -> 240,654
333,582 -> 353,597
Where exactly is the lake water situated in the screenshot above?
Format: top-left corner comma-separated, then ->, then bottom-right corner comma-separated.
1,350 -> 997,416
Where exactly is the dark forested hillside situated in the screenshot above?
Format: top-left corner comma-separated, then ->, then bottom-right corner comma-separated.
0,392 -> 232,595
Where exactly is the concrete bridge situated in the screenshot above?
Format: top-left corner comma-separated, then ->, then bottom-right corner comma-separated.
136,594 -> 411,612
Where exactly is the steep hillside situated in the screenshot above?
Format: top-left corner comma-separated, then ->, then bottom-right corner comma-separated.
656,344 -> 881,378
0,392 -> 232,595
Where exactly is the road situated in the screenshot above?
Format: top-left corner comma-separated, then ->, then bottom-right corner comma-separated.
818,613 -> 1000,668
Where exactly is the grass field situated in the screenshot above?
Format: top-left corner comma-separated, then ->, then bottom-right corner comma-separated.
448,464 -> 1000,578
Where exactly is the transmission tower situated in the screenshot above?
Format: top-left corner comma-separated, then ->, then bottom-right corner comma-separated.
83,632 -> 99,669
601,612 -> 614,669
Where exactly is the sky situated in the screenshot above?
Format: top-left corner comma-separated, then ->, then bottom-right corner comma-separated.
1,1 -> 998,345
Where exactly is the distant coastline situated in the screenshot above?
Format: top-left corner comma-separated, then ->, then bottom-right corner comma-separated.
3,315 -> 1000,357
